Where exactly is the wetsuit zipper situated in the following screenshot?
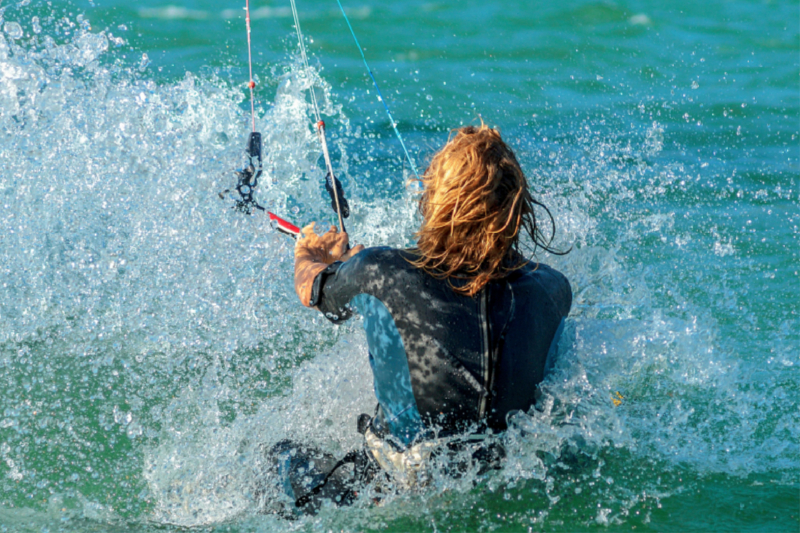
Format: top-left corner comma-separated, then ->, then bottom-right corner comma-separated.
478,288 -> 491,417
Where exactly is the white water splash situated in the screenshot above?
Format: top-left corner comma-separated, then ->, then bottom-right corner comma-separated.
0,9 -> 796,533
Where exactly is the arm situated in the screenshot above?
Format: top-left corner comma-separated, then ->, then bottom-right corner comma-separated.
294,223 -> 364,307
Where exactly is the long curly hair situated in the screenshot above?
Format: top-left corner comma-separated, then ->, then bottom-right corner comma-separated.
411,124 -> 563,296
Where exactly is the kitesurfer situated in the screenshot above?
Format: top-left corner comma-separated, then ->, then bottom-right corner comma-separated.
281,124 -> 572,506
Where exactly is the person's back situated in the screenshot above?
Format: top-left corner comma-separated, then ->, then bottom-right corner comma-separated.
311,246 -> 571,444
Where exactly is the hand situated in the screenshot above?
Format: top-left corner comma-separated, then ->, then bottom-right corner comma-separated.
294,223 -> 364,307
295,223 -> 364,264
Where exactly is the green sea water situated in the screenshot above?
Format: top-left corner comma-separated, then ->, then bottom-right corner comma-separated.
0,0 -> 798,531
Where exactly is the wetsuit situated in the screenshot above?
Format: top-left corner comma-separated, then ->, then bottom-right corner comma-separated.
310,247 -> 572,447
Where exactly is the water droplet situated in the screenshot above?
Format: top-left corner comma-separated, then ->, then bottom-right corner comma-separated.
138,53 -> 150,72
214,131 -> 229,146
73,32 -> 109,65
127,422 -> 143,439
426,94 -> 433,101
3,21 -> 23,40
691,80 -> 699,89
31,16 -> 41,34
113,406 -> 132,425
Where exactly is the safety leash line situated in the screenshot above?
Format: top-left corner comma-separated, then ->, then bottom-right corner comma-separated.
336,0 -> 421,182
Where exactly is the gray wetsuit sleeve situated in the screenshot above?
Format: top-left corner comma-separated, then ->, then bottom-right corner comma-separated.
308,261 -> 351,323
308,248 -> 383,323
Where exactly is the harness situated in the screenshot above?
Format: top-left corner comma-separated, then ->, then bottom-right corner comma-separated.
283,413 -> 506,514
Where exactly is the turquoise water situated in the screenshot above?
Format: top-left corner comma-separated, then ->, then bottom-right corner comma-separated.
0,0 -> 798,531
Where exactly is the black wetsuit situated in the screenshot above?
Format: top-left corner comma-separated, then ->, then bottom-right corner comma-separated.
310,247 -> 572,446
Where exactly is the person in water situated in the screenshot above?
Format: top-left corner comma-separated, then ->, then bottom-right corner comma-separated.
275,124 -> 571,512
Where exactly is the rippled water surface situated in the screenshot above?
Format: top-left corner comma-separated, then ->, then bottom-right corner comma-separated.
0,0 -> 797,531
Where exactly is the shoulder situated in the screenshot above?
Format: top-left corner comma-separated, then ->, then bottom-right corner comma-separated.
335,246 -> 416,285
522,261 -> 569,284
342,246 -> 417,272
515,261 -> 572,317
312,247 -> 411,320
330,246 -> 431,300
